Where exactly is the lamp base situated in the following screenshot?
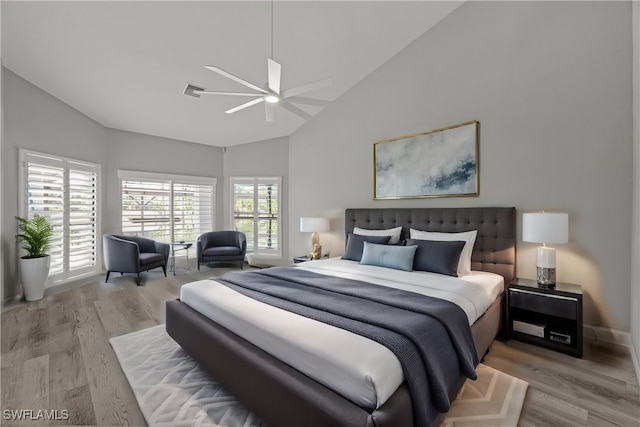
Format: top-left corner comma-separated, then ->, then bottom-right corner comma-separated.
310,244 -> 322,260
537,267 -> 556,288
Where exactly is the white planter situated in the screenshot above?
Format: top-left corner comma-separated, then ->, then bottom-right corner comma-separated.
19,255 -> 50,301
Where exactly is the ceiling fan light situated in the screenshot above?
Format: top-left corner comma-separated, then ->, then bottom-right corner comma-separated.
264,95 -> 280,103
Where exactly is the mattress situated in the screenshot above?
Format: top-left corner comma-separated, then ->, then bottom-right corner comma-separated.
180,258 -> 503,410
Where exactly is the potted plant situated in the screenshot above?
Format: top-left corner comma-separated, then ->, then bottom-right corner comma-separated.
16,215 -> 53,301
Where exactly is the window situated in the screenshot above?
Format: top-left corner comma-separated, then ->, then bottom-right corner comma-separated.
119,171 -> 215,244
231,177 -> 281,256
20,150 -> 100,284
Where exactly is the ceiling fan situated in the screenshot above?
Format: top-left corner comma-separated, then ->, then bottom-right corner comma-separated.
184,2 -> 332,122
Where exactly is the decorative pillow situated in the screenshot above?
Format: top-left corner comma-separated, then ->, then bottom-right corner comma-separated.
406,239 -> 466,277
353,226 -> 403,245
360,242 -> 417,272
409,229 -> 478,275
342,233 -> 391,262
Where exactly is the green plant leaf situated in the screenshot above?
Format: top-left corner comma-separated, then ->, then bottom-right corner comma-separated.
16,215 -> 53,257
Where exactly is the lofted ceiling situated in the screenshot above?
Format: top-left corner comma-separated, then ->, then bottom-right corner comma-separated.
2,1 -> 462,147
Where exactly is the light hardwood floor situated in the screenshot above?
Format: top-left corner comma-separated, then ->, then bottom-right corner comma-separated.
2,266 -> 639,426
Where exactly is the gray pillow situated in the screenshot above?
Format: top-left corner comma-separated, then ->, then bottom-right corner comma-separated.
406,239 -> 466,277
342,233 -> 391,262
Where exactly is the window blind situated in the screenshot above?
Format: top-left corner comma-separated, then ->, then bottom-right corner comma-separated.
119,171 -> 215,245
231,177 -> 281,256
121,179 -> 172,242
22,151 -> 101,284
173,182 -> 214,242
68,164 -> 98,273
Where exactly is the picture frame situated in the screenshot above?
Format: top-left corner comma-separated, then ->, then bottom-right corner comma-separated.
373,120 -> 479,199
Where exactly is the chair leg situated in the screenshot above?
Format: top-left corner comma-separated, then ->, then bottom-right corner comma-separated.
197,261 -> 200,271
105,271 -> 111,282
162,264 -> 167,277
120,272 -> 123,276
136,273 -> 141,286
240,260 -> 243,270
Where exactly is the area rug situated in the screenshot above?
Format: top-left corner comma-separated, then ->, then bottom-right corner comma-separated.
110,325 -> 528,427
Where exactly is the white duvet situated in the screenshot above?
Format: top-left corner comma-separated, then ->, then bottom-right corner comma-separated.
180,258 -> 503,410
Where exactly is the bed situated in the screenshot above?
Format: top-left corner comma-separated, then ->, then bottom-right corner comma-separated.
166,207 -> 516,427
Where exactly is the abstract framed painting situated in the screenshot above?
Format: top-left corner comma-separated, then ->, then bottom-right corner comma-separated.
373,121 -> 479,199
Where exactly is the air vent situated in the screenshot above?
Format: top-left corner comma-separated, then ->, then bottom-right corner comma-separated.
183,83 -> 205,98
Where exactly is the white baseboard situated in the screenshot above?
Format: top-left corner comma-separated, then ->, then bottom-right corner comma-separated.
583,324 -> 630,347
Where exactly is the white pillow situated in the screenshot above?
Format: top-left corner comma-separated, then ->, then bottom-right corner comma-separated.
409,229 -> 478,275
354,226 -> 403,245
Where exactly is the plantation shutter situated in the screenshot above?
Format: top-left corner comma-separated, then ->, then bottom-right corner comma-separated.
121,179 -> 172,242
173,182 -> 214,242
22,150 -> 101,284
233,181 -> 256,253
231,177 -> 281,256
119,172 -> 216,245
257,182 -> 279,252
68,162 -> 98,274
25,153 -> 65,278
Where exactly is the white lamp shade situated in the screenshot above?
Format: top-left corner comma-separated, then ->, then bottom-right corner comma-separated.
522,212 -> 568,244
300,217 -> 330,233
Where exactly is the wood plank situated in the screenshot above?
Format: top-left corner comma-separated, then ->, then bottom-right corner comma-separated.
484,340 -> 640,426
75,306 -> 145,426
93,299 -> 133,338
48,322 -> 87,394
19,355 -> 49,426
49,384 -> 97,426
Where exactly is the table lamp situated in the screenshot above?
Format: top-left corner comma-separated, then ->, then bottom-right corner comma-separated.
522,212 -> 569,288
300,217 -> 330,260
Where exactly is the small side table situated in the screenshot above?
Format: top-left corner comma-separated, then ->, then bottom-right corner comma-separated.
507,278 -> 583,357
170,242 -> 193,275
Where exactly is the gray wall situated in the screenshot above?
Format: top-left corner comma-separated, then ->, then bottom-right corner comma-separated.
223,136 -> 289,257
0,7 -> 4,304
631,0 -> 640,374
288,1 -> 633,330
2,69 -> 109,300
1,69 -> 225,301
104,128 -> 224,235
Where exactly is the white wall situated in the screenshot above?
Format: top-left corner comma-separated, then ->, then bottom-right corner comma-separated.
631,0 -> 640,380
289,1 -> 633,330
223,136 -> 289,257
104,128 -> 224,235
1,69 -> 225,301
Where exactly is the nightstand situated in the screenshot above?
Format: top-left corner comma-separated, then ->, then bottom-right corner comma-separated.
507,278 -> 583,357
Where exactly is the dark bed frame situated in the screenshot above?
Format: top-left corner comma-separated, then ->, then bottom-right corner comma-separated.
166,207 -> 516,427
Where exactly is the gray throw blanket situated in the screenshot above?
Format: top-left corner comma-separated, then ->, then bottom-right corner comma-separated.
216,267 -> 478,426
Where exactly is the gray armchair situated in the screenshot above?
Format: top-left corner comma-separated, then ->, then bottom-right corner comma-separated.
197,231 -> 247,270
103,234 -> 170,286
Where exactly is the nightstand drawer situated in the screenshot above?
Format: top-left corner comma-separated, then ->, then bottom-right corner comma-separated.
509,288 -> 578,320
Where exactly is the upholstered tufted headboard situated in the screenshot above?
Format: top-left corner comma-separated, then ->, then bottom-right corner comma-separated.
345,207 -> 516,283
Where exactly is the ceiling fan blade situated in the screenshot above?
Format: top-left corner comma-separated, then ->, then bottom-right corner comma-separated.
280,102 -> 313,121
265,103 -> 276,122
195,91 -> 264,97
267,58 -> 281,94
204,66 -> 268,94
285,96 -> 331,107
226,97 -> 265,114
282,78 -> 333,98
